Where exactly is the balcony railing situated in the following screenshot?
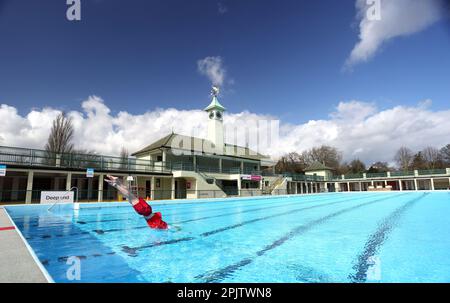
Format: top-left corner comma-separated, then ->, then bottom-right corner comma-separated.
390,171 -> 415,177
0,146 -> 171,174
344,173 -> 364,180
171,162 -> 261,175
418,169 -> 447,176
283,173 -> 325,182
366,172 -> 388,178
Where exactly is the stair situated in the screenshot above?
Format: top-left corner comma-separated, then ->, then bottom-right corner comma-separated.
198,171 -> 216,184
172,170 -> 227,198
263,177 -> 285,195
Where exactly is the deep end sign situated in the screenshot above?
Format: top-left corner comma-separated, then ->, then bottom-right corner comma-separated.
40,191 -> 74,204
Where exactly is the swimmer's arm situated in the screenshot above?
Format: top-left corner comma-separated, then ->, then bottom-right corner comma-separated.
105,175 -> 139,206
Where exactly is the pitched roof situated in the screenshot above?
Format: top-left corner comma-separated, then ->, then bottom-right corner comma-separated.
304,161 -> 334,172
204,96 -> 226,112
131,133 -> 268,161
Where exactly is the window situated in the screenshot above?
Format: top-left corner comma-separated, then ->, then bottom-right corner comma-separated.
157,155 -> 163,162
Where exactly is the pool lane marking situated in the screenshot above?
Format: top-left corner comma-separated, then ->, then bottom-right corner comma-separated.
79,194 -> 337,212
92,196 -> 347,234
0,226 -> 15,231
76,199 -> 294,225
24,195 -> 370,240
75,194 -> 346,225
172,194 -> 368,225
194,193 -> 409,283
348,193 -> 428,283
120,194 -> 401,256
90,194 -> 378,235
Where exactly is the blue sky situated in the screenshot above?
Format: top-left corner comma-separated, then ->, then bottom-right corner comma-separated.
0,0 -> 449,125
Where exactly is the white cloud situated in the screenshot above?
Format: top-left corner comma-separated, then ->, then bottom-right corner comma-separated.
197,56 -> 226,86
346,0 -> 445,68
1,96 -> 450,165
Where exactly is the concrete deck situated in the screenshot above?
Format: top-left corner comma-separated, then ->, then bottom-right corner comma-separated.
0,207 -> 49,283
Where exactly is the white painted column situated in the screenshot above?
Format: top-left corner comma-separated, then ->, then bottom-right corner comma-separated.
414,179 -> 418,191
237,177 -> 242,196
151,176 -> 155,200
66,172 -> 72,190
98,174 -> 104,202
347,182 -> 350,192
193,155 -> 197,171
359,182 -> 362,192
384,180 -> 388,187
25,171 -> 34,204
335,182 -> 339,192
300,182 -> 304,194
171,178 -> 176,199
240,161 -> 244,174
399,180 -> 403,191
11,177 -> 20,201
219,158 -> 223,173
430,178 -> 435,191
162,150 -> 167,163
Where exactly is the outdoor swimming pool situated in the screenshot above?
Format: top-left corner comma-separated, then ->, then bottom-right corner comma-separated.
5,192 -> 450,283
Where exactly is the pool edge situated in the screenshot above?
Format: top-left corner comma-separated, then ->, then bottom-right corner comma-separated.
2,207 -> 55,283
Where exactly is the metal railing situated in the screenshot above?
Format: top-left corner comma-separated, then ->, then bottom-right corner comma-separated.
283,173 -> 325,182
390,171 -> 415,177
366,172 -> 388,178
0,146 -> 171,174
418,169 -> 447,176
344,173 -> 364,180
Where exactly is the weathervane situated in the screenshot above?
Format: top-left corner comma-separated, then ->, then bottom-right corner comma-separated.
211,86 -> 220,97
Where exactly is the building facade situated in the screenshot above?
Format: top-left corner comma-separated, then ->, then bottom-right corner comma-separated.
0,88 -> 449,204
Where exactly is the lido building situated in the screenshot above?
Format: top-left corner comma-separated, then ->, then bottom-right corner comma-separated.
0,88 -> 449,204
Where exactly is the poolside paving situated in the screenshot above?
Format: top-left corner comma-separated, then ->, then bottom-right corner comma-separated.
0,207 -> 49,283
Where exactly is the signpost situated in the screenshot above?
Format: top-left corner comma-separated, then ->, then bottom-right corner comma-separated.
86,168 -> 94,178
40,191 -> 74,204
0,165 -> 6,177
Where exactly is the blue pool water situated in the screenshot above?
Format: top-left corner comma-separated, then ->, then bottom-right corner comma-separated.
5,192 -> 450,283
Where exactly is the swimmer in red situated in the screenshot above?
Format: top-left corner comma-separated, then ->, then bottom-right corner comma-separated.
105,175 -> 168,230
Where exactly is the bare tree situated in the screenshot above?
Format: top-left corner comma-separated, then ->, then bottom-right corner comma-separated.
348,159 -> 366,173
440,144 -> 450,165
394,147 -> 413,171
307,145 -> 342,170
412,152 -> 427,170
422,147 -> 443,170
120,147 -> 129,169
367,162 -> 391,173
44,113 -> 74,166
45,113 -> 74,154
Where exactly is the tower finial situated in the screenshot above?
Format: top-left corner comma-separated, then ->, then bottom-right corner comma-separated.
211,85 -> 220,97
